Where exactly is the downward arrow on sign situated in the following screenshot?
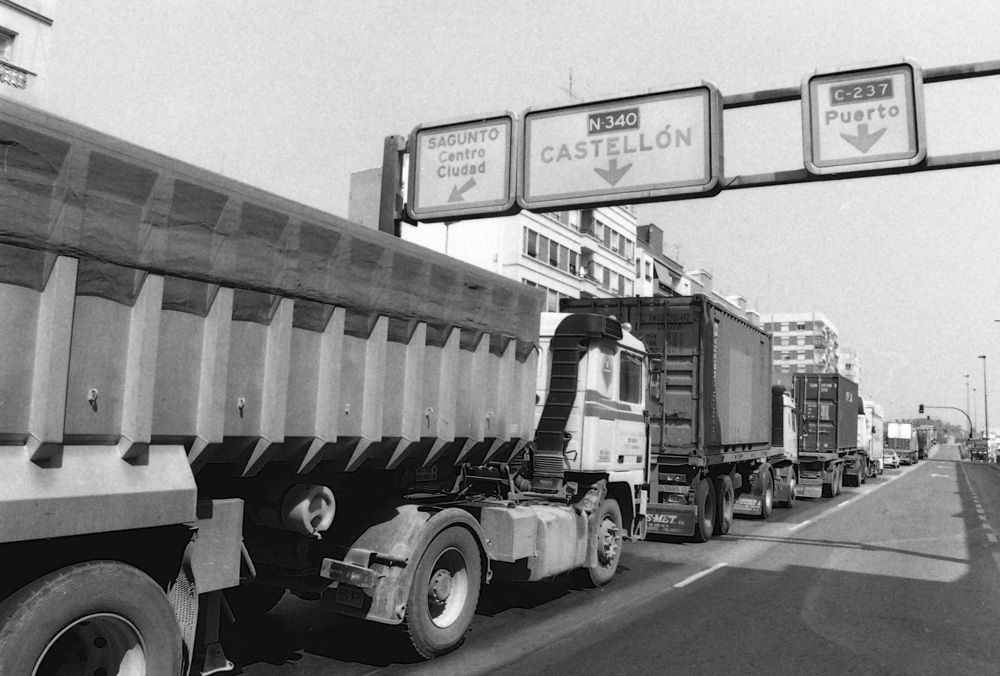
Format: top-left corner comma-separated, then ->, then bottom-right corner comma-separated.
840,124 -> 887,154
594,158 -> 633,186
448,178 -> 477,202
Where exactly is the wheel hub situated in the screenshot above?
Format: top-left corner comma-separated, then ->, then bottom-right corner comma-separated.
429,569 -> 453,603
597,520 -> 620,565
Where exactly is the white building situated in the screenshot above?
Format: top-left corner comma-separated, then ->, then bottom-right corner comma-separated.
401,206 -> 638,311
763,312 -> 840,390
0,1 -> 54,106
839,346 -> 861,385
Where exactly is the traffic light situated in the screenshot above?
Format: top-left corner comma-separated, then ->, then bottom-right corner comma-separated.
918,404 -> 924,414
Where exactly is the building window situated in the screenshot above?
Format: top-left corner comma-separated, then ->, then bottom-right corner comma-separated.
524,228 -> 538,258
602,267 -> 611,289
797,336 -> 805,346
580,210 -> 596,237
796,322 -> 806,331
538,235 -> 549,264
569,251 -> 578,275
0,29 -> 13,62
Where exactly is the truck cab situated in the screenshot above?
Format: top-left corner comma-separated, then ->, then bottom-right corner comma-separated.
533,312 -> 650,537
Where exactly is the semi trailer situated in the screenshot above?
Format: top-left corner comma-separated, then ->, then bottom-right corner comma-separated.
862,400 -> 886,475
916,424 -> 936,460
888,422 -> 919,465
794,372 -> 862,497
0,97 -> 656,673
562,295 -> 798,542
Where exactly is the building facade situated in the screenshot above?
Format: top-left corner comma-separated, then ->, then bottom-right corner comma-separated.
402,206 -> 645,311
0,1 -> 54,106
838,346 -> 861,384
763,312 -> 840,390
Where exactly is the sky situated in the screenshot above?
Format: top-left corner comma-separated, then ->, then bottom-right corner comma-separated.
36,0 -> 1000,428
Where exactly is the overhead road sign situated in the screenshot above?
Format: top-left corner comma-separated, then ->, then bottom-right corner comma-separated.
519,83 -> 723,211
406,113 -> 518,222
802,60 -> 925,175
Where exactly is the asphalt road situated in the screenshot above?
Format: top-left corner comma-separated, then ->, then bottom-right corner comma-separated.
231,444 -> 1000,675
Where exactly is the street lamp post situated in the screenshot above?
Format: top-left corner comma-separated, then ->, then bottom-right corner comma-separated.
979,355 -> 989,442
973,387 -> 978,435
964,374 -> 971,437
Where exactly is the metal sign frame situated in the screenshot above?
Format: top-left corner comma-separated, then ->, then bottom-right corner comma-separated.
517,82 -> 723,212
801,59 -> 926,175
406,112 -> 519,222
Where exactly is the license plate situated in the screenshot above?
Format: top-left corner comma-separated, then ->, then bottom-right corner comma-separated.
647,510 -> 693,535
736,497 -> 758,508
795,485 -> 822,498
415,465 -> 439,482
334,584 -> 365,609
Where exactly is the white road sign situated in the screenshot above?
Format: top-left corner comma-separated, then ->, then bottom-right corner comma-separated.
802,60 -> 925,174
519,84 -> 722,210
407,114 -> 517,222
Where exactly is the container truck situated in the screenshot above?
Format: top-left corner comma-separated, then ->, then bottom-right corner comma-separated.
887,422 -> 919,465
0,98 -> 657,673
915,424 -> 936,460
794,372 -> 862,497
561,295 -> 798,542
862,400 -> 885,475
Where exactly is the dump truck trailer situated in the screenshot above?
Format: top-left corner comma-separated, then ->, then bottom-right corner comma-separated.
562,295 -> 797,542
916,424 -> 936,460
794,372 -> 862,497
0,98 -> 655,673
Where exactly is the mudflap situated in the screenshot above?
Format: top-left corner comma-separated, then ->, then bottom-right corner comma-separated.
645,505 -> 696,537
733,494 -> 762,516
795,482 -> 823,499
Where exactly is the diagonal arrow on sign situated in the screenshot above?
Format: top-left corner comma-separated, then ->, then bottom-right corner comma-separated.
594,158 -> 633,186
448,178 -> 477,202
840,124 -> 887,154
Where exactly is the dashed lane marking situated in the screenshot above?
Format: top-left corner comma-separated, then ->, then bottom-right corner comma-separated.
674,562 -> 727,588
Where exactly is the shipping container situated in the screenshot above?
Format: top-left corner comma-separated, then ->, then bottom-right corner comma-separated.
562,294 -> 772,455
795,373 -> 861,453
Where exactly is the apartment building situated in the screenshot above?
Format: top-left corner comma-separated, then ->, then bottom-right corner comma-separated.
0,1 -> 54,106
763,312 -> 840,390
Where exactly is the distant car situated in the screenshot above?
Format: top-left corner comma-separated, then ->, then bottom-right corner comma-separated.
883,449 -> 900,468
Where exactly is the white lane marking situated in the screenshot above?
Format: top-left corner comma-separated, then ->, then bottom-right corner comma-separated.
674,562 -> 727,588
789,519 -> 813,532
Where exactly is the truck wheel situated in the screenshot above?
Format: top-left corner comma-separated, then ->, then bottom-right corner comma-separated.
822,481 -> 834,498
693,478 -> 716,542
585,499 -> 624,587
224,583 -> 286,622
713,476 -> 734,535
759,471 -> 774,519
0,560 -> 182,675
404,526 -> 482,659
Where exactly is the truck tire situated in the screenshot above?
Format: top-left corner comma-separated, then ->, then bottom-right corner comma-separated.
585,499 -> 624,587
224,583 -> 286,622
758,470 -> 774,520
404,526 -> 482,659
0,560 -> 182,675
692,477 -> 716,543
780,475 -> 797,508
713,476 -> 734,535
822,480 -> 834,498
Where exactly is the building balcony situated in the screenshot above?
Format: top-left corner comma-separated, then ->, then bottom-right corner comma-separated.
0,61 -> 30,89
